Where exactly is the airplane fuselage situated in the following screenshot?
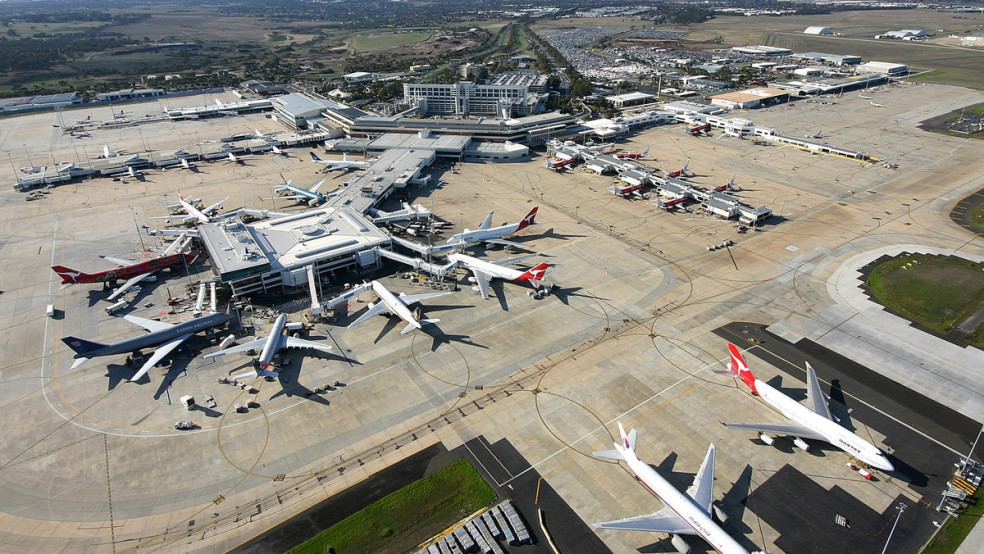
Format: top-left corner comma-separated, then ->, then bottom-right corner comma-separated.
64,253 -> 193,284
754,378 -> 893,470
258,314 -> 287,368
446,223 -> 521,246
76,313 -> 234,360
619,445 -> 749,554
447,253 -> 525,281
371,281 -> 422,331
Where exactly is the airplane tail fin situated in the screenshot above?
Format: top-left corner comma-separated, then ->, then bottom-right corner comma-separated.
342,153 -> 349,162
516,262 -> 548,283
594,421 -> 637,461
517,207 -> 538,230
51,266 -> 89,284
723,343 -> 758,394
310,152 -> 322,162
62,336 -> 107,356
642,147 -> 650,157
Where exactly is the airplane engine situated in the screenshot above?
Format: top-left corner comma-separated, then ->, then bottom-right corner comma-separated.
793,437 -> 810,451
712,502 -> 729,524
467,277 -> 477,284
758,432 -> 775,446
472,285 -> 481,293
219,334 -> 237,349
670,534 -> 692,554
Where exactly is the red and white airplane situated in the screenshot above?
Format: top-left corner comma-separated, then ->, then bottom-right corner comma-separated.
713,176 -> 736,193
615,147 -> 649,160
663,163 -> 691,179
226,152 -> 248,164
546,157 -> 577,171
611,182 -> 647,198
52,235 -> 193,301
447,253 -> 548,300
686,123 -> 711,136
594,422 -> 758,554
657,197 -> 687,210
445,207 -> 538,249
270,144 -> 287,156
718,343 -> 895,472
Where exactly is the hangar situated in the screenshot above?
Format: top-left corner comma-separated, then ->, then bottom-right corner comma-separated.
709,88 -> 790,110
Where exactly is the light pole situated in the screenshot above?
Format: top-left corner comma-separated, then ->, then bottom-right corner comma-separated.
130,206 -> 146,251
881,503 -> 906,554
963,423 -> 984,470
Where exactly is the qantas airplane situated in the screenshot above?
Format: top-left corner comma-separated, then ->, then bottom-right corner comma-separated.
718,343 -> 895,471
52,236 -> 194,300
445,207 -> 538,249
594,422 -> 758,554
546,157 -> 577,171
310,152 -> 372,172
63,312 -> 235,382
202,313 -> 331,379
447,253 -> 548,300
340,280 -> 451,335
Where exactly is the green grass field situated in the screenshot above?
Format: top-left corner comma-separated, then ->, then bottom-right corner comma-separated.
289,458 -> 496,554
867,254 -> 984,337
922,486 -> 984,554
349,32 -> 432,54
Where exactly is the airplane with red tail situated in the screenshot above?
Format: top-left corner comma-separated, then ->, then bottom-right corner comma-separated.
686,123 -> 711,136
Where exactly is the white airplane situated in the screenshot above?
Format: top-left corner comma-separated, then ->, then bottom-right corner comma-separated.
368,202 -> 432,224
594,422 -> 754,554
57,162 -> 76,174
447,253 -> 548,300
226,152 -> 249,164
445,207 -> 538,248
101,145 -> 126,158
718,343 -> 895,472
202,313 -> 331,379
71,131 -> 91,138
271,144 -> 287,156
310,152 -> 372,172
180,158 -> 195,170
870,101 -> 884,108
804,130 -> 823,139
102,234 -> 192,302
157,193 -> 228,225
343,280 -> 451,335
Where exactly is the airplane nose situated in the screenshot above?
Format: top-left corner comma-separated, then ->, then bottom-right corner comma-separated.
877,455 -> 895,472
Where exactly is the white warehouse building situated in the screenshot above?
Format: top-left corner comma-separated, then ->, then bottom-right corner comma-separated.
804,26 -> 833,35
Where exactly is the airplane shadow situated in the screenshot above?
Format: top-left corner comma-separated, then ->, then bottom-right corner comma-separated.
106,363 -> 134,390
267,356 -> 331,407
827,379 -> 856,431
153,359 -> 190,400
419,326 -> 487,352
764,375 -> 807,403
87,289 -> 111,308
883,455 -> 929,487
372,316 -> 403,343
722,465 -> 755,536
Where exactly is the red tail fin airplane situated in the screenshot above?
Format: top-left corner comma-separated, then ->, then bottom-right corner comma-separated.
664,163 -> 690,179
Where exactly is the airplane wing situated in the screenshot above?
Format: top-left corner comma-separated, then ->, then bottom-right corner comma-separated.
106,272 -> 155,301
804,362 -> 834,420
721,420 -> 827,442
347,303 -> 391,328
124,314 -> 174,333
202,197 -> 229,215
468,268 -> 492,300
309,179 -> 326,193
399,291 -> 452,305
202,337 -> 267,359
282,336 -> 332,352
100,255 -> 138,266
492,253 -> 537,266
160,234 -> 190,255
484,238 -> 528,249
596,507 -> 693,535
685,443 -> 716,514
130,333 -> 192,381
